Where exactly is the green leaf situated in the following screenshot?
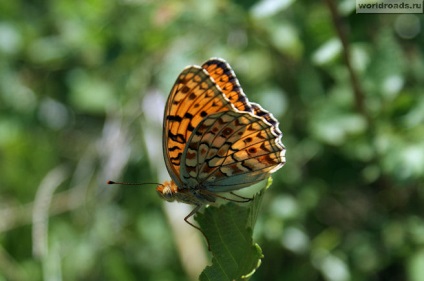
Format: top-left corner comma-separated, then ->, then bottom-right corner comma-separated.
196,178 -> 272,281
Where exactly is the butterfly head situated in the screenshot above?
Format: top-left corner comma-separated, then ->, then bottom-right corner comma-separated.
156,181 -> 178,202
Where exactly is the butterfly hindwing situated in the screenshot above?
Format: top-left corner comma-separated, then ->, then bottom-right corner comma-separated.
180,110 -> 285,192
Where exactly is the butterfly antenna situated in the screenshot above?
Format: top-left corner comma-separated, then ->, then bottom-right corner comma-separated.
107,180 -> 164,187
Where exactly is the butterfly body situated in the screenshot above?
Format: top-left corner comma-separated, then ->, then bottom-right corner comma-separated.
157,180 -> 217,206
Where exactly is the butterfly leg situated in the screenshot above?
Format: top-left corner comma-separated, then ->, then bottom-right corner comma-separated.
203,190 -> 252,203
184,205 -> 211,251
229,192 -> 253,202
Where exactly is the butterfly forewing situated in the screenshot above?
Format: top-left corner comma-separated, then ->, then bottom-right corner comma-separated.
163,65 -> 239,186
202,59 -> 253,113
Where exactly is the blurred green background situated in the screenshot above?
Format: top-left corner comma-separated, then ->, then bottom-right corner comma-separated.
1,0 -> 424,280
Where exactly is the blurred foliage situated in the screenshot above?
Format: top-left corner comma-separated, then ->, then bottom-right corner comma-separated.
1,0 -> 424,280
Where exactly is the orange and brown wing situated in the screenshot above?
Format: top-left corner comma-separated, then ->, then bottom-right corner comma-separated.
202,58 -> 253,113
163,65 -> 237,186
163,58 -> 285,189
180,109 -> 285,191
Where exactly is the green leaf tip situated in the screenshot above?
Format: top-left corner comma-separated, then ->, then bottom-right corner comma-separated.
196,178 -> 273,281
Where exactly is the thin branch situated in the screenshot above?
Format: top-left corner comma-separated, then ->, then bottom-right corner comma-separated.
0,175 -> 85,234
324,0 -> 370,123
32,165 -> 69,259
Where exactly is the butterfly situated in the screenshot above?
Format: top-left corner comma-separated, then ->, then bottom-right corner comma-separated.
156,58 -> 286,248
